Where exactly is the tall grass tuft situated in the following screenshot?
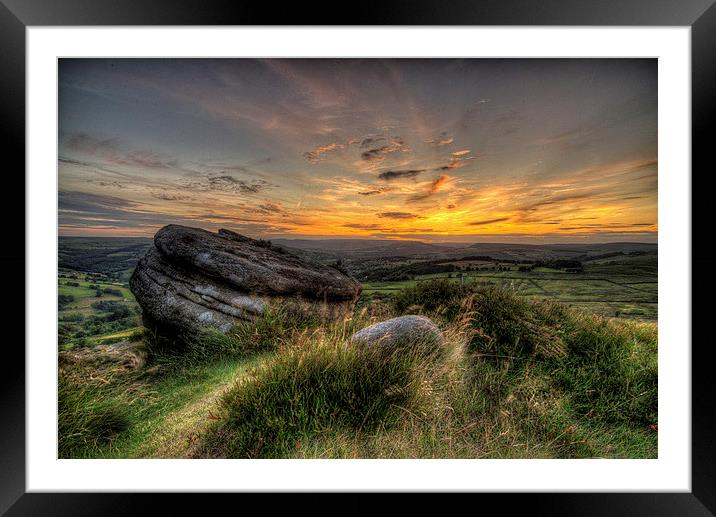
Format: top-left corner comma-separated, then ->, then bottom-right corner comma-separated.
58,374 -> 130,458
391,280 -> 657,434
198,325 -> 452,458
468,286 -> 568,360
549,315 -> 658,425
144,302 -> 322,372
391,278 -> 470,321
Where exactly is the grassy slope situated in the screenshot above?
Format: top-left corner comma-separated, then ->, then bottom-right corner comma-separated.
59,345 -> 268,458
59,282 -> 657,459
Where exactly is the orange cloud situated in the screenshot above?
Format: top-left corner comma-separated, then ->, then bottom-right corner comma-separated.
304,143 -> 344,163
429,175 -> 450,194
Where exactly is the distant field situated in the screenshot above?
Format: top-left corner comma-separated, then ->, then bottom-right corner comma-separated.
58,271 -> 141,348
59,236 -> 151,282
363,259 -> 657,320
59,279 -> 133,307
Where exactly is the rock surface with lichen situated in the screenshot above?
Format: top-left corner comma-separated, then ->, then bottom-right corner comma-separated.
130,224 -> 362,338
350,315 -> 444,354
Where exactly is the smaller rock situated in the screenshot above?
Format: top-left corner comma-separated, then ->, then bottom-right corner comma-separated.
350,315 -> 444,355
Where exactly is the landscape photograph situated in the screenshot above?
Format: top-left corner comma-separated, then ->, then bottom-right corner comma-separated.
58,58 -> 658,459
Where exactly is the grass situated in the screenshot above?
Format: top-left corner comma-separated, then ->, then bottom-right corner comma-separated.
362,260 -> 657,320
197,324 -> 454,458
57,302 -> 322,458
58,373 -> 130,457
58,280 -> 657,459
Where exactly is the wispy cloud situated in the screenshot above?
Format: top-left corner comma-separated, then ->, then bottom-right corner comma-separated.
378,169 -> 424,181
358,187 -> 390,196
66,134 -> 180,170
469,217 -> 510,226
303,142 -> 344,164
150,191 -> 193,201
359,136 -> 386,148
343,223 -> 388,230
535,127 -> 595,146
360,136 -> 408,164
179,173 -> 274,194
408,174 -> 452,202
377,211 -> 420,219
435,155 -> 477,172
424,132 -> 454,146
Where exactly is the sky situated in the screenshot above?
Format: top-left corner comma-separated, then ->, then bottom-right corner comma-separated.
58,58 -> 657,243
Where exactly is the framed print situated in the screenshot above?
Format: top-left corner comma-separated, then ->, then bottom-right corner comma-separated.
3,0 -> 715,514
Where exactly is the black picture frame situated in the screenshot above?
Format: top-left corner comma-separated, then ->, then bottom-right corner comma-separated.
2,1 -> 714,514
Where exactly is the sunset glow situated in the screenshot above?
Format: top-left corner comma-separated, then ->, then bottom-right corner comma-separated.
59,58 -> 657,243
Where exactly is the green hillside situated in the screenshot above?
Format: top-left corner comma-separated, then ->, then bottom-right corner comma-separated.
59,281 -> 657,459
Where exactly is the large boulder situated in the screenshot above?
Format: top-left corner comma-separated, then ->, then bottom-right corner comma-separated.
350,315 -> 444,355
130,225 -> 362,337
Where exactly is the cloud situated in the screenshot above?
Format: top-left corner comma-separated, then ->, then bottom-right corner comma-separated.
377,212 -> 420,219
343,223 -> 388,230
451,150 -> 471,156
535,127 -> 594,146
425,132 -> 454,146
303,142 -> 343,163
469,217 -> 510,226
360,136 -> 408,164
88,179 -> 126,189
515,191 -> 602,213
62,134 -> 271,182
378,169 -> 424,181
435,155 -> 476,172
428,175 -> 450,193
59,190 -> 136,212
558,222 -> 655,231
255,202 -> 286,215
58,190 -> 198,234
408,174 -> 451,202
359,137 -> 386,148
66,134 -> 179,170
150,191 -> 193,201
179,173 -> 274,194
358,187 -> 390,196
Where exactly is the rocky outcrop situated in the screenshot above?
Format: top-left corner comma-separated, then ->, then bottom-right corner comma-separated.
350,315 -> 444,354
130,225 -> 362,337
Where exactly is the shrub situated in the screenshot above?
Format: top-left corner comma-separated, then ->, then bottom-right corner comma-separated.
91,300 -> 131,321
391,278 -> 470,320
468,286 -> 567,360
58,294 -> 75,309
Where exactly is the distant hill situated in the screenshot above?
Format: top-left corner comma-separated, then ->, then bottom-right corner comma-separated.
59,237 -> 152,279
271,238 -> 459,259
465,242 -> 657,262
272,238 -> 657,262
58,233 -> 657,279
